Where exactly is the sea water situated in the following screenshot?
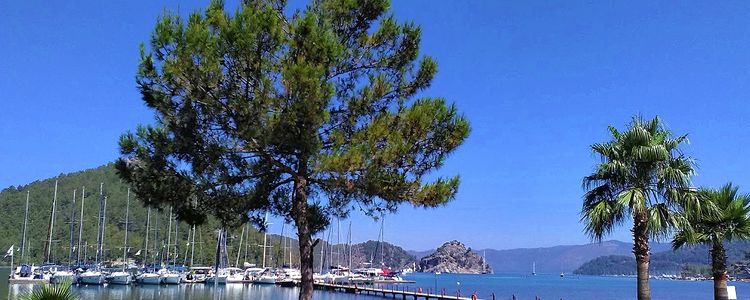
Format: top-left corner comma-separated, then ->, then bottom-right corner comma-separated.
2,269 -> 749,300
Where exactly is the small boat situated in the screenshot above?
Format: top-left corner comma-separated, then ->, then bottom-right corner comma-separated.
224,267 -> 245,283
183,267 -> 212,283
276,278 -> 299,287
160,269 -> 181,285
137,272 -> 162,285
532,262 -> 536,276
253,274 -> 279,284
560,272 -> 565,278
78,271 -> 105,285
50,270 -> 75,284
204,273 -> 227,285
108,271 -> 132,285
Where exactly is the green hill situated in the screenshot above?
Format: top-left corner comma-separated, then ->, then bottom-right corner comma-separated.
0,163 -> 270,267
0,164 -> 417,271
574,242 -> 750,276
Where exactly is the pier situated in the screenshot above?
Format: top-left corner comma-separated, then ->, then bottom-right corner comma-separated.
314,282 -> 479,300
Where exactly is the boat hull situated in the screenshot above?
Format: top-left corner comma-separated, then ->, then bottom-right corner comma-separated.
253,276 -> 277,284
138,275 -> 162,285
162,274 -> 181,285
78,274 -> 105,285
108,273 -> 132,285
204,276 -> 227,285
50,273 -> 75,284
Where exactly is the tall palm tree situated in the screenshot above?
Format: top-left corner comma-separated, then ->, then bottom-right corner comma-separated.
673,183 -> 750,300
582,115 -> 699,300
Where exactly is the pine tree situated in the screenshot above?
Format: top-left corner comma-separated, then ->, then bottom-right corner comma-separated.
116,1 -> 469,298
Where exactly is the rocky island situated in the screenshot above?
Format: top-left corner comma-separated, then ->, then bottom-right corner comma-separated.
418,240 -> 491,274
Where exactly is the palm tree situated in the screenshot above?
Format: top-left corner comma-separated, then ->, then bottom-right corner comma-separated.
673,183 -> 750,300
582,115 -> 700,300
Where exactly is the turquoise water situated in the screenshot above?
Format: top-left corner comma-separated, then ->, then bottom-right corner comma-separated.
3,269 -> 750,299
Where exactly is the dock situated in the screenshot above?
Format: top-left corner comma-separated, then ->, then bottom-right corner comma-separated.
314,282 -> 478,300
8,277 -> 49,284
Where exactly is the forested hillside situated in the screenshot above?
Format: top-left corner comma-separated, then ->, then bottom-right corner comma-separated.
574,242 -> 750,276
0,163 -> 268,267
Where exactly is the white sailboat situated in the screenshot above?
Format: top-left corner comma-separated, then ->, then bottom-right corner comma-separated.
51,188 -> 78,284
160,207 -> 181,285
252,214 -> 278,284
532,262 -> 536,276
78,184 -> 106,285
481,250 -> 489,274
205,228 -> 228,285
137,207 -> 162,285
109,189 -> 132,285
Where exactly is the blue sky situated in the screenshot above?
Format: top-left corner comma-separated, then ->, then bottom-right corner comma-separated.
1,1 -> 749,251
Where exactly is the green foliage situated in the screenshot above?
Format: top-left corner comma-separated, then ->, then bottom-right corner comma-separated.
673,183 -> 750,250
582,115 -> 698,241
20,282 -> 77,300
119,2 -> 468,296
574,255 -> 636,276
117,0 -> 469,230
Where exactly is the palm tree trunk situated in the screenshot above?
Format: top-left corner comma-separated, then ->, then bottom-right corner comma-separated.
633,212 -> 651,300
711,239 -> 728,300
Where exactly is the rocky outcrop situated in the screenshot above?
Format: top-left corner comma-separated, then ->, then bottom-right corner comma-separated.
418,240 -> 491,274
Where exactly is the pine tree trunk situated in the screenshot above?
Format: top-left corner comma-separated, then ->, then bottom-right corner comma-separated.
633,212 -> 651,300
711,239 -> 728,300
294,175 -> 315,300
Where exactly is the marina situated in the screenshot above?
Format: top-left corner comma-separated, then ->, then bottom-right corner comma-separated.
4,270 -> 750,300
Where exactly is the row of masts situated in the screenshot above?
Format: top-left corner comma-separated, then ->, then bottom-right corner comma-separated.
19,181 -> 296,269
16,181 -> 200,269
17,180 -> 381,273
318,217 -> 387,273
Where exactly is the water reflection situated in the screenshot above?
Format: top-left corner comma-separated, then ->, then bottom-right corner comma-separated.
5,282 -> 381,300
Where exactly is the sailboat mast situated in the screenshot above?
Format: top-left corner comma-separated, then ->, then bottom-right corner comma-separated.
213,228 -> 223,289
144,207 -> 150,268
122,189 -> 130,271
76,187 -> 85,265
319,232 -> 325,274
279,223 -> 285,267
21,191 -> 29,264
337,219 -> 341,267
235,223 -> 245,267
153,209 -> 159,267
68,189 -> 77,266
348,221 -> 352,270
262,228 -> 267,268
174,221 -> 179,268
243,223 -> 249,265
101,196 -> 107,266
94,183 -> 105,266
190,225 -> 195,266
378,217 -> 384,266
45,180 -> 59,263
166,207 -> 173,267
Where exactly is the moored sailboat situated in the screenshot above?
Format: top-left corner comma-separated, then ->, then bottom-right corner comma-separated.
108,189 -> 133,285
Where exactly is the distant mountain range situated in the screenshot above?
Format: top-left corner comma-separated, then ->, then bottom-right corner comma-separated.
411,240 -> 673,273
410,240 -> 750,275
574,241 -> 750,275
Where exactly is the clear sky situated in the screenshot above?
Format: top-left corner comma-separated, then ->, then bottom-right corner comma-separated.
2,1 -> 749,251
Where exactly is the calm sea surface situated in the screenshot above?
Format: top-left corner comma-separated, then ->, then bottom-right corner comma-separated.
2,269 -> 750,300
